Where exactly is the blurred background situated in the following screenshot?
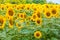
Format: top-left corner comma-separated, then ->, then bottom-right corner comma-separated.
0,0 -> 60,4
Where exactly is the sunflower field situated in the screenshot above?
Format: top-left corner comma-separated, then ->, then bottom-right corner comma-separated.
0,0 -> 60,40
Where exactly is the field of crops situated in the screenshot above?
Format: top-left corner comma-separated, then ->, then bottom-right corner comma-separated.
0,0 -> 60,40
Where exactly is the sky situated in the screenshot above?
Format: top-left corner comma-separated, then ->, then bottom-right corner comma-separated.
46,0 -> 60,4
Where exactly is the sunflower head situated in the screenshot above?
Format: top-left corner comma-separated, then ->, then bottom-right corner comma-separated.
18,4 -> 25,10
5,3 -> 12,8
0,16 -> 6,29
36,11 -> 41,18
51,8 -> 58,17
0,4 -> 5,11
9,18 -> 13,28
16,22 -> 23,29
35,18 -> 42,25
34,31 -> 42,39
31,14 -> 38,21
44,9 -> 52,18
25,4 -> 31,10
6,7 -> 15,19
18,13 -> 26,19
44,4 -> 50,8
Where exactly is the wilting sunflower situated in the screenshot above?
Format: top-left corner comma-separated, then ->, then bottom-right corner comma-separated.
50,7 -> 58,17
34,31 -> 42,39
35,18 -> 42,25
9,18 -> 13,28
44,10 -> 52,18
6,7 -> 15,19
0,16 -> 6,29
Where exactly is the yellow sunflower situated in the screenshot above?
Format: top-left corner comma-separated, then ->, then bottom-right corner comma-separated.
6,7 -> 15,19
35,18 -> 42,25
50,7 -> 58,17
9,18 -> 13,28
35,11 -> 41,18
16,22 -> 23,29
43,4 -> 50,8
0,4 -> 5,11
18,13 -> 26,19
5,3 -> 12,8
16,4 -> 25,10
12,4 -> 17,8
26,16 -> 31,20
34,31 -> 42,39
25,4 -> 31,10
0,16 -> 6,29
16,5 -> 20,10
31,14 -> 38,21
44,9 -> 52,18
31,4 -> 38,11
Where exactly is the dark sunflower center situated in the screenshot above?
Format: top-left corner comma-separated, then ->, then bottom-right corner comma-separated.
8,10 -> 14,16
2,7 -> 4,10
18,23 -> 21,27
52,9 -> 56,14
9,19 -> 13,25
36,33 -> 40,37
21,14 -> 23,18
21,7 -> 24,9
24,14 -> 26,18
46,12 -> 50,16
37,20 -> 40,24
37,13 -> 40,18
46,5 -> 49,8
0,19 -> 4,26
27,7 -> 30,10
33,15 -> 36,19
34,8 -> 37,11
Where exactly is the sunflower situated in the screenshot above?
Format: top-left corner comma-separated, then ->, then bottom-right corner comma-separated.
34,31 -> 42,39
17,4 -> 25,10
35,18 -> 42,25
31,14 -> 38,21
5,3 -> 12,8
25,4 -> 31,10
42,5 -> 48,13
18,13 -> 26,19
20,20 -> 24,24
31,4 -> 38,11
0,4 -> 5,11
16,22 -> 23,29
0,16 -> 6,29
35,11 -> 41,18
9,18 -> 13,28
26,16 -> 31,20
6,7 -> 15,19
12,4 -> 17,8
44,10 -> 52,18
16,5 -> 20,10
50,7 -> 58,17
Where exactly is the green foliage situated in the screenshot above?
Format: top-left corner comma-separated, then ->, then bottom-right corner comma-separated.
0,0 -> 46,4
